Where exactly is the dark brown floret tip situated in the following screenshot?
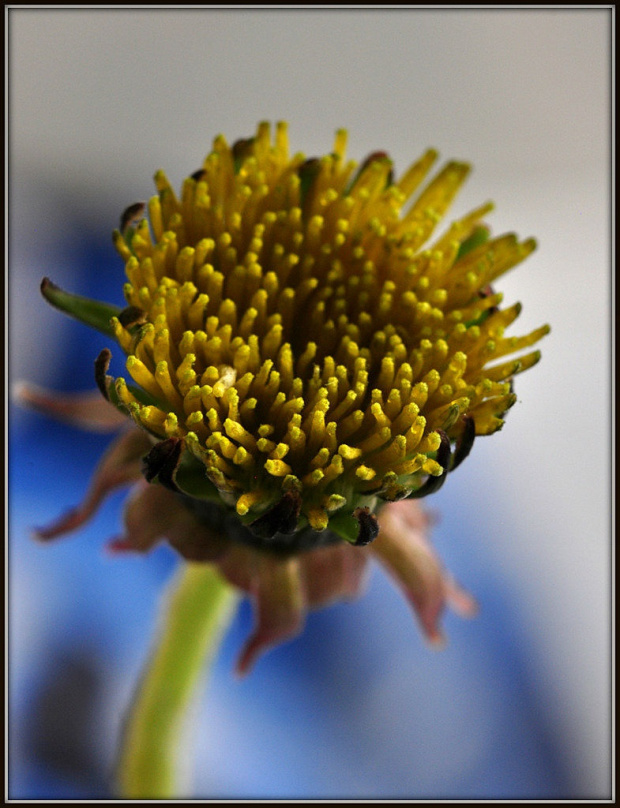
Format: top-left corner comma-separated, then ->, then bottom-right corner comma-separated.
249,491 -> 302,540
296,158 -> 321,211
231,138 -> 256,172
94,348 -> 112,401
142,438 -> 184,491
119,202 -> 146,234
347,151 -> 393,192
118,306 -> 147,329
353,507 -> 379,546
479,284 -> 499,314
450,416 -> 476,471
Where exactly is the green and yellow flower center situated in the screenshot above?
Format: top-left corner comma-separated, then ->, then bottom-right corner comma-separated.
105,122 -> 548,545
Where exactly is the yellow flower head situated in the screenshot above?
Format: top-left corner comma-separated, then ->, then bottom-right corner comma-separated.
43,122 -> 549,553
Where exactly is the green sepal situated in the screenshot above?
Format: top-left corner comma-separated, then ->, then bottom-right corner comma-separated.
456,225 -> 490,261
126,383 -> 169,411
323,510 -> 359,544
105,374 -> 170,417
41,278 -> 121,338
104,376 -> 129,415
174,449 -> 223,504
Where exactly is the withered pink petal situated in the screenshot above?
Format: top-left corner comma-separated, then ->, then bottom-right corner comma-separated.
119,481 -> 184,553
14,381 -> 128,432
445,576 -> 479,618
35,428 -> 152,541
372,499 -> 475,645
165,511 -> 229,563
106,536 -> 136,554
236,555 -> 306,677
216,542 -> 259,594
300,542 -> 371,609
117,482 -> 228,560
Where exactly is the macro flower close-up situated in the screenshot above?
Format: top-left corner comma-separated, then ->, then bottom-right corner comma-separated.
15,120 -> 551,797
22,121 -> 548,672
10,9 -> 611,801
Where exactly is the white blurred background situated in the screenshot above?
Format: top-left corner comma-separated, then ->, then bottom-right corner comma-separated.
8,7 -> 612,799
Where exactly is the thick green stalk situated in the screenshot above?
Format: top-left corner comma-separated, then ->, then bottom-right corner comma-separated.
116,562 -> 239,799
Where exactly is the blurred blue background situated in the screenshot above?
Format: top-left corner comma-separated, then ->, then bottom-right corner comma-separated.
8,8 -> 612,800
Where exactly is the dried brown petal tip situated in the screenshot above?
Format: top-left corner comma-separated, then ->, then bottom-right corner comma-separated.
40,277 -> 58,295
119,202 -> 146,233
94,348 -> 113,401
353,506 -> 379,546
249,491 -> 302,539
142,438 -> 184,491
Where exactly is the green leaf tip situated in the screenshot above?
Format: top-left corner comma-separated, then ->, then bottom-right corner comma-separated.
41,277 -> 122,338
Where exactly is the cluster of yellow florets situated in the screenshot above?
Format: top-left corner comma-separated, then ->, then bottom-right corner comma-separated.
106,122 -> 548,541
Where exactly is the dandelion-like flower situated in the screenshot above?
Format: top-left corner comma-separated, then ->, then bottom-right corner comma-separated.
23,122 -> 549,673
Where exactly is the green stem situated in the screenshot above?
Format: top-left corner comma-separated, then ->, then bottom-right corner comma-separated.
116,562 -> 239,799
